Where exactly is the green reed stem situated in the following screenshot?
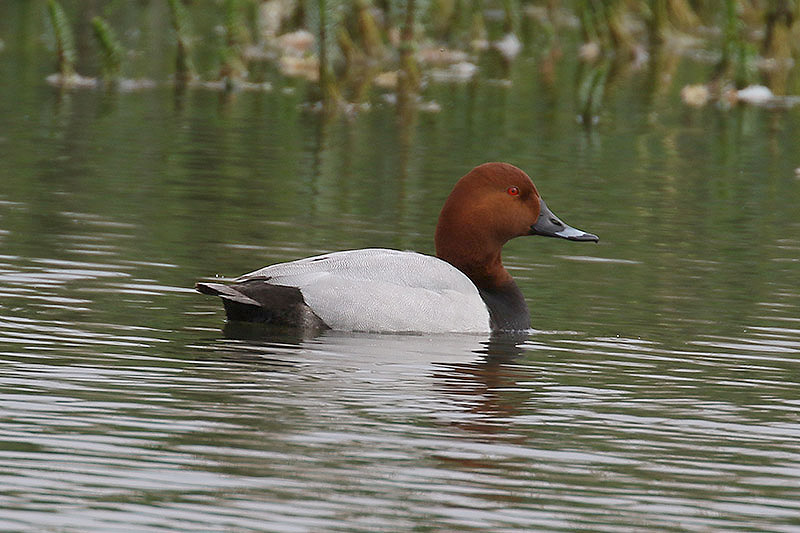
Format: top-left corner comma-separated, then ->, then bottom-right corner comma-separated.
167,0 -> 195,84
318,0 -> 342,108
91,17 -> 123,82
46,0 -> 76,77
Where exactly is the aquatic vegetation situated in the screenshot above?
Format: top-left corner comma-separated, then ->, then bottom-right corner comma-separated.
32,0 -> 800,112
317,0 -> 345,109
576,59 -> 609,124
398,0 -> 420,97
46,0 -> 75,77
219,0 -> 249,86
167,0 -> 196,85
44,0 -> 96,88
91,17 -> 123,84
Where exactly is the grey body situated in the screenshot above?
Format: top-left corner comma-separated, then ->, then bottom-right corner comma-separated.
198,249 -> 492,333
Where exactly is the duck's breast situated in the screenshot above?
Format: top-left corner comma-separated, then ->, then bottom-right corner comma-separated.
238,249 -> 491,333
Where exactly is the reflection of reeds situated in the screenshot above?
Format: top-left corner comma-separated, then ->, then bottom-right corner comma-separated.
167,0 -> 195,85
578,0 -> 639,60
714,0 -> 758,88
318,0 -> 343,109
577,60 -> 608,125
220,0 -> 248,88
399,0 -> 419,92
46,0 -> 76,78
397,0 -> 419,117
355,0 -> 383,58
761,0 -> 795,94
764,1 -> 795,58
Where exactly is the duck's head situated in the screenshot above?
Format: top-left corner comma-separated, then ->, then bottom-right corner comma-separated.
435,162 -> 598,287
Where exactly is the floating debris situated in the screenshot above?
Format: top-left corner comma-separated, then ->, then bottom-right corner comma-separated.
429,61 -> 478,83
242,45 -> 275,62
195,79 -> 273,92
726,85 -> 800,108
417,100 -> 442,113
46,73 -> 98,89
117,78 -> 158,92
373,71 -> 398,89
757,56 -> 796,71
579,42 -> 602,63
681,83 -> 800,109
680,83 -> 711,107
194,79 -> 228,91
485,78 -> 513,88
417,47 -> 469,66
493,33 -> 522,61
732,85 -> 774,105
235,81 -> 273,92
630,44 -> 649,69
275,30 -> 315,57
258,0 -> 294,39
471,37 -> 489,51
279,55 -> 318,82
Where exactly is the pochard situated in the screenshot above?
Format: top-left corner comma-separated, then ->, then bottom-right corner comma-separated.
196,162 -> 598,333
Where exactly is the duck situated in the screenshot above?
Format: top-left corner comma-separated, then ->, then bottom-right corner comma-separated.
196,162 -> 598,333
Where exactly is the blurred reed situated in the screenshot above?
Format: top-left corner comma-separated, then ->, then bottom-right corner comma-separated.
39,0 -> 800,113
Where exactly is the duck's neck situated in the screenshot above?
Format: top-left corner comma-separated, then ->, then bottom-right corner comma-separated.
442,248 -> 511,290
436,247 -> 531,331
478,282 -> 530,331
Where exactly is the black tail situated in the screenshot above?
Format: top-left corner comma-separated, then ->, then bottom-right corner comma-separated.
196,280 -> 328,329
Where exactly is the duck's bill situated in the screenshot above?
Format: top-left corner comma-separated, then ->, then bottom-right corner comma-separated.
530,198 -> 599,242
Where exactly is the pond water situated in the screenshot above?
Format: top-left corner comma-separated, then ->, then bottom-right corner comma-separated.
2,5 -> 800,532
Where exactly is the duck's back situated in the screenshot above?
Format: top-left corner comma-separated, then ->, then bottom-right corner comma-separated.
220,249 -> 491,333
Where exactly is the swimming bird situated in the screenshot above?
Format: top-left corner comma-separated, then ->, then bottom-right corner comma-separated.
197,162 -> 598,333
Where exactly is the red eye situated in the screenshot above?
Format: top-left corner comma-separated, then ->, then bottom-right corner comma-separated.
507,186 -> 520,196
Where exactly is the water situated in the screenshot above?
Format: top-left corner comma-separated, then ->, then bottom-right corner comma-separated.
2,5 -> 800,532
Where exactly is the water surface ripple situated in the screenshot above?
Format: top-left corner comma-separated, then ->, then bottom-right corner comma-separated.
1,251 -> 799,531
